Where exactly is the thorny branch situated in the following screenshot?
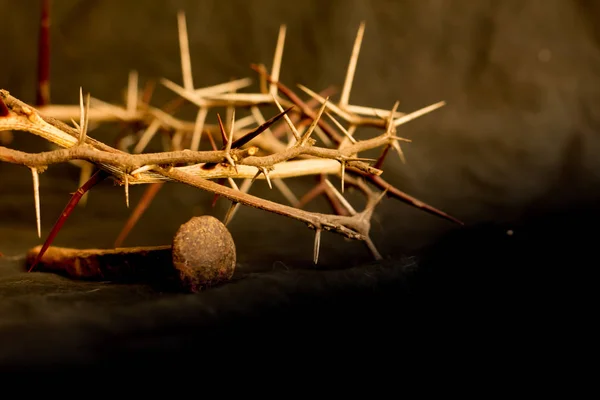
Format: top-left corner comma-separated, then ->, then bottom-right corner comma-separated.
0,13 -> 462,264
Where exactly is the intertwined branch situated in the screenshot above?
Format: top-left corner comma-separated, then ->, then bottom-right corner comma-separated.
0,12 -> 461,264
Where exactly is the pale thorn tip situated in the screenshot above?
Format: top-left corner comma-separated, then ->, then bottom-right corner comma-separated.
271,93 -> 300,141
313,228 -> 322,264
324,178 -> 357,215
124,175 -> 130,208
340,21 -> 366,109
127,70 -> 139,115
31,167 -> 41,238
270,24 -> 287,97
177,10 -> 194,91
261,167 -> 273,189
300,96 -> 329,146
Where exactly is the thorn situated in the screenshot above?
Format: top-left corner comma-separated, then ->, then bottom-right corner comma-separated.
270,25 -> 287,96
177,10 -> 194,91
313,228 -> 322,264
374,144 -> 392,170
133,119 -> 162,154
261,167 -> 272,189
300,96 -> 329,146
127,70 -> 139,115
340,159 -> 346,193
222,178 -> 241,225
271,93 -> 300,141
297,83 -> 355,124
312,124 -> 333,147
340,21 -> 365,109
206,129 -> 218,151
78,87 -> 90,144
216,113 -> 229,147
227,177 -> 239,191
190,107 -> 207,151
361,188 -> 389,221
324,178 -> 357,215
250,64 -> 343,144
223,201 -> 237,226
31,167 -> 41,238
385,101 -> 400,135
391,139 -> 407,164
364,236 -> 383,261
231,106 -> 293,149
124,175 -> 130,208
227,108 -> 236,152
393,101 -> 446,128
224,178 -> 253,225
29,170 -> 109,272
326,112 -> 357,144
217,112 -> 237,172
256,64 -> 269,94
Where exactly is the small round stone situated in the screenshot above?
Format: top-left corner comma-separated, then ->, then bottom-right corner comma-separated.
172,215 -> 236,292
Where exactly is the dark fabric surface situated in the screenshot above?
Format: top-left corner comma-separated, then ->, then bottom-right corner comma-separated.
0,0 -> 597,370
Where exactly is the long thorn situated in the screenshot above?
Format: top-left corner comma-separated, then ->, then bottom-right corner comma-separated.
270,25 -> 287,96
340,160 -> 346,193
271,93 -> 300,141
393,101 -> 446,128
216,113 -> 228,146
364,237 -> 383,261
124,175 -> 130,208
126,70 -> 138,115
190,107 -> 207,151
326,112 -> 357,144
340,22 -> 365,109
314,228 -> 322,264
133,118 -> 161,153
355,171 -> 464,225
177,10 -> 194,91
31,167 -> 41,238
324,178 -> 357,215
224,178 -> 253,225
29,170 -> 109,272
227,108 -> 235,153
300,96 -> 328,146
231,106 -> 293,149
261,167 -> 272,189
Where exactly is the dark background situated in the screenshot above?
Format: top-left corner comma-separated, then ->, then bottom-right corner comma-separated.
0,0 -> 597,370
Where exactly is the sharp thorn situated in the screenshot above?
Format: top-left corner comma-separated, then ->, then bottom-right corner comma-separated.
313,228 -> 322,264
364,236 -> 383,261
324,178 -> 357,215
340,21 -> 366,108
261,167 -> 272,189
340,160 -> 346,193
31,167 -> 41,238
124,175 -> 130,208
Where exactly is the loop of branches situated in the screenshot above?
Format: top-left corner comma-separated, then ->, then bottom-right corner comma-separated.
0,15 -> 461,263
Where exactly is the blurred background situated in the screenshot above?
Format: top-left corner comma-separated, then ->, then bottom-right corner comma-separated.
0,0 -> 598,367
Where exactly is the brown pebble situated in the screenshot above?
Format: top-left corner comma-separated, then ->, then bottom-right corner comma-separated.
172,215 -> 236,292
